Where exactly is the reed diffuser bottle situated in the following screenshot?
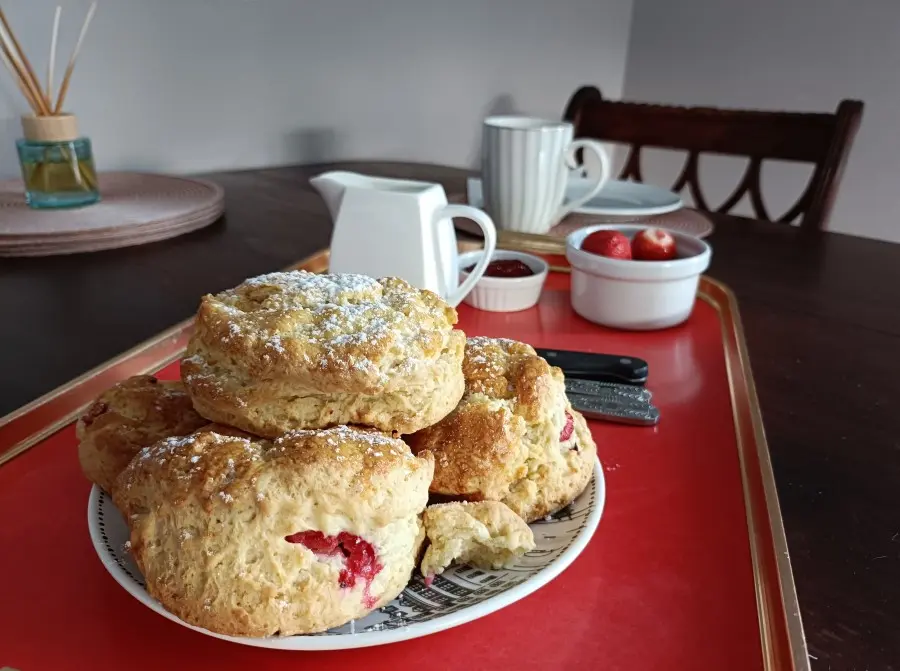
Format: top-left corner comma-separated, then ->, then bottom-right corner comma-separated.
17,113 -> 99,208
1,3 -> 100,208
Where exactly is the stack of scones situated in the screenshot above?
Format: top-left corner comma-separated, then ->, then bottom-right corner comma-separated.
77,270 -> 596,636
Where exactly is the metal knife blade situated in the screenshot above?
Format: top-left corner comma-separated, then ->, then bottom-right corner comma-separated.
565,378 -> 653,403
567,392 -> 660,426
535,348 -> 648,385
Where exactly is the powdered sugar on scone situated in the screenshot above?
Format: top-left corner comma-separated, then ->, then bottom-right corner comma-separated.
181,271 -> 466,436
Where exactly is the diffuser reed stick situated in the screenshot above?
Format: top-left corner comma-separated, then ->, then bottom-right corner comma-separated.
47,6 -> 60,103
0,7 -> 50,112
0,47 -> 41,113
54,2 -> 96,114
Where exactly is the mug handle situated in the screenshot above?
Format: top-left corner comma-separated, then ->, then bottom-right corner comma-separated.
553,139 -> 611,224
436,204 -> 497,308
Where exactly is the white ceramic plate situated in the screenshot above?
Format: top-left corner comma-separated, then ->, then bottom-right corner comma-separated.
89,460 -> 605,650
467,176 -> 683,217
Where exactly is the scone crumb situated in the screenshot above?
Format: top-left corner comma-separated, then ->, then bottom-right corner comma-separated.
420,501 -> 535,580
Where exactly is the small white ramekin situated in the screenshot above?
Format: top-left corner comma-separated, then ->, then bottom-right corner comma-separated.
565,224 -> 712,330
458,250 -> 549,312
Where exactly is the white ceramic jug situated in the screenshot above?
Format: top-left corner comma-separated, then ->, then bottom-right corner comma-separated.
310,171 -> 497,307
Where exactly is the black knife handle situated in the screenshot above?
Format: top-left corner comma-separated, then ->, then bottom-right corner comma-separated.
534,348 -> 648,385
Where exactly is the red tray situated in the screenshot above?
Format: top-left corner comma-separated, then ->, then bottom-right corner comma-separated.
0,250 -> 807,670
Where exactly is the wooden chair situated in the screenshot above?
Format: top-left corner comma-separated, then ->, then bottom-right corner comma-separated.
562,86 -> 864,231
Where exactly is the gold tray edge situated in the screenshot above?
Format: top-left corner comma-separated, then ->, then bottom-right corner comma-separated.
699,277 -> 809,671
0,250 -> 331,437
0,251 -> 333,463
0,317 -> 193,430
483,228 -> 808,668
0,348 -> 186,468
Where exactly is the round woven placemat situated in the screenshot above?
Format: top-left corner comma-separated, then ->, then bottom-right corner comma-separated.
0,172 -> 224,256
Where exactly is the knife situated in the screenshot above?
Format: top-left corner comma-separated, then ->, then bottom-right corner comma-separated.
567,392 -> 660,426
565,378 -> 653,403
535,348 -> 648,385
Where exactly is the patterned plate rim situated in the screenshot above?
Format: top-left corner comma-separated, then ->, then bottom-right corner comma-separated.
87,458 -> 605,650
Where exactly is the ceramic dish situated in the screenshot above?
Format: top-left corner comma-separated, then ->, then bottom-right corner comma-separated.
458,250 -> 548,312
566,225 -> 712,330
89,460 -> 604,651
467,176 -> 683,218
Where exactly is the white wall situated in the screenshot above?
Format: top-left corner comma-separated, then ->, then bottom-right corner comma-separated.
0,0 -> 634,177
623,0 -> 899,242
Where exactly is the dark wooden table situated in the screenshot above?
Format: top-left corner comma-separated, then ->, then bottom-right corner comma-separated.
1,162 -> 898,670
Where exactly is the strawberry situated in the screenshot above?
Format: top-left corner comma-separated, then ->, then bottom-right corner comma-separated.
559,412 -> 575,442
285,530 -> 384,607
632,228 -> 677,261
581,230 -> 632,260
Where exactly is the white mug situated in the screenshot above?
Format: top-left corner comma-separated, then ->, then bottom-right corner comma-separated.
481,116 -> 611,234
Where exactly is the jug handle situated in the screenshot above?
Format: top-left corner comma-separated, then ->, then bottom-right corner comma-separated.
436,205 -> 497,308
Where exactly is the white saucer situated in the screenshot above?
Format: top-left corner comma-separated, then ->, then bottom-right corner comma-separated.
467,177 -> 683,218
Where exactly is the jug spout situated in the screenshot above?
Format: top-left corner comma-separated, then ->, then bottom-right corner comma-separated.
309,171 -> 373,220
311,171 -> 440,220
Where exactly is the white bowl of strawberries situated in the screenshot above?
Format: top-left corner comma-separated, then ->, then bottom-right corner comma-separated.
565,225 -> 711,330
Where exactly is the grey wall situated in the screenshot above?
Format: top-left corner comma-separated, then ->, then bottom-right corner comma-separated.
0,0 -> 634,177
623,0 -> 900,242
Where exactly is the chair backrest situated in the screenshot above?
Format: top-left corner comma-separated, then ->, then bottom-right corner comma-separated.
562,86 -> 864,230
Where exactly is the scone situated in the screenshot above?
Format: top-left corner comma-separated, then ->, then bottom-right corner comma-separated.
408,336 -> 596,522
420,501 -> 535,582
76,375 -> 208,493
113,425 -> 434,637
182,271 -> 466,437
